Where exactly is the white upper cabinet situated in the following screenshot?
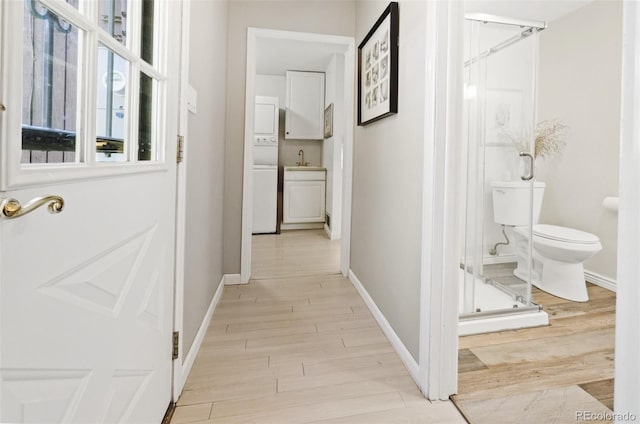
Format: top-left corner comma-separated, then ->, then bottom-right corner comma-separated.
285,71 -> 325,140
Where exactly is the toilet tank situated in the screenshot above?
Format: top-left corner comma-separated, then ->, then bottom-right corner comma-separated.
491,181 -> 546,226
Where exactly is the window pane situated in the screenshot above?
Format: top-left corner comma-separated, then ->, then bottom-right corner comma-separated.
138,73 -> 153,161
22,0 -> 79,164
96,44 -> 128,162
99,0 -> 127,45
141,0 -> 154,64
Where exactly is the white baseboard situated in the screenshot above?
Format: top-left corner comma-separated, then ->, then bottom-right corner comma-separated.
176,275 -> 225,395
224,273 -> 242,285
347,269 -> 421,386
585,270 -> 617,292
324,223 -> 341,241
280,222 -> 324,231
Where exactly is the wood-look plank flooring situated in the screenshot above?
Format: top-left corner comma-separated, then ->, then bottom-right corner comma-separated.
251,230 -> 340,279
172,230 -> 465,423
454,283 -> 616,423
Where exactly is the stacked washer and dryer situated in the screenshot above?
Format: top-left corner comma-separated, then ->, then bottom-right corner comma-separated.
252,96 -> 279,234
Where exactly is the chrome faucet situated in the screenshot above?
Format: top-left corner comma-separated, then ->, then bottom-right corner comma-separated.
297,149 -> 310,166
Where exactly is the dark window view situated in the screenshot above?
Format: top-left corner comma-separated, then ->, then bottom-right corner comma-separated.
22,0 -> 79,164
141,0 -> 154,64
138,73 -> 153,161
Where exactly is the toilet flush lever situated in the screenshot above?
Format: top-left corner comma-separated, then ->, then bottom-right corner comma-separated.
519,152 -> 534,181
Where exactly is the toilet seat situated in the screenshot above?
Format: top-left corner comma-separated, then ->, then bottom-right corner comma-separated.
532,224 -> 600,244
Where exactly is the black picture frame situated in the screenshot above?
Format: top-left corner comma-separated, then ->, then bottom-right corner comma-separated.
357,2 -> 399,126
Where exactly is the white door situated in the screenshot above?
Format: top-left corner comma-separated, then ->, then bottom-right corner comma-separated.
0,1 -> 180,422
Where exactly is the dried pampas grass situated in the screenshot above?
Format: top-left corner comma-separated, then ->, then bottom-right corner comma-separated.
506,119 -> 568,160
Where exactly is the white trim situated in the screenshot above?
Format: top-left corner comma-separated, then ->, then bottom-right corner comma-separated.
348,270 -> 421,385
241,28 -> 355,283
240,29 -> 257,284
615,4 -> 640,415
224,274 -> 243,286
171,0 -> 191,402
418,0 -> 464,401
280,222 -> 324,231
173,275 -> 225,398
585,270 -> 616,292
324,223 -> 331,239
323,223 -> 334,240
340,41 -> 355,277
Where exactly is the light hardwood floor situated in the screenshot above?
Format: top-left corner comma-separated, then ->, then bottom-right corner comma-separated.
454,283 -> 616,424
171,230 -> 466,423
251,230 -> 341,279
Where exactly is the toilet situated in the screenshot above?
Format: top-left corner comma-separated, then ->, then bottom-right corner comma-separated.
491,181 -> 602,302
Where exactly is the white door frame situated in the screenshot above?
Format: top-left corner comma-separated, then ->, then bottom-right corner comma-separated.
614,1 -> 640,417
171,0 -> 191,400
418,0 -> 464,399
241,28 -> 355,284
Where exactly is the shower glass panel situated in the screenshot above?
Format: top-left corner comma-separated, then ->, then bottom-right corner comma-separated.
461,16 -> 541,318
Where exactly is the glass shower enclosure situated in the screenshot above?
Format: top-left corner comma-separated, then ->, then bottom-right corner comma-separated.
460,14 -> 548,332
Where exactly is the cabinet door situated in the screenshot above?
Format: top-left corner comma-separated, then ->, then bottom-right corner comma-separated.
283,181 -> 326,223
285,71 -> 325,140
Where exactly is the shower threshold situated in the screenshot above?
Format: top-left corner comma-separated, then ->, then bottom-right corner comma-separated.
458,270 -> 549,336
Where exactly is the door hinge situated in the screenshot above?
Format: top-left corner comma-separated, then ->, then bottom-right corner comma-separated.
177,135 -> 184,163
172,331 -> 179,360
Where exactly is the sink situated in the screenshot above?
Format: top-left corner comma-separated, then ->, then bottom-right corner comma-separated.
284,166 -> 326,171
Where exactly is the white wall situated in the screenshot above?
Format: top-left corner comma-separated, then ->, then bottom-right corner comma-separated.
351,0 -> 428,361
183,0 -> 229,355
223,0 -> 356,273
536,0 -> 622,283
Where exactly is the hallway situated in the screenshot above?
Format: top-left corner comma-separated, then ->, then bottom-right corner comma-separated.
170,231 -> 465,423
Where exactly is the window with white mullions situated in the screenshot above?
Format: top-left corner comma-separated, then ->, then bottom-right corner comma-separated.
20,0 -> 160,166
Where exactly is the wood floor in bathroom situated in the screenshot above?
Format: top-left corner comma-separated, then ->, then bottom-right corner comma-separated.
453,283 -> 616,424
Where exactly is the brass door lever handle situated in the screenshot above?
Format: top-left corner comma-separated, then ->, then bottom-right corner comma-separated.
1,196 -> 64,219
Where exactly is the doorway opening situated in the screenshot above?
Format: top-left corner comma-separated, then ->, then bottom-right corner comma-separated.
454,2 -> 621,419
241,29 -> 355,283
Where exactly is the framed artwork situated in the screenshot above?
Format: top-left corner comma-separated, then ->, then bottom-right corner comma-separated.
324,103 -> 334,138
357,2 -> 399,126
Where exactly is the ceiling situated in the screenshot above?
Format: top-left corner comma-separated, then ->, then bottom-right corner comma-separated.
255,37 -> 348,76
254,1 -> 594,75
464,0 -> 594,23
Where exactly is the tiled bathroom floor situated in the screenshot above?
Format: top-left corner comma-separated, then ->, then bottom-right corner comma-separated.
453,283 -> 616,423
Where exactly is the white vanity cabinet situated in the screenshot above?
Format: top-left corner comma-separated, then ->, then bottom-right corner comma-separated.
283,168 -> 326,225
285,71 -> 325,140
